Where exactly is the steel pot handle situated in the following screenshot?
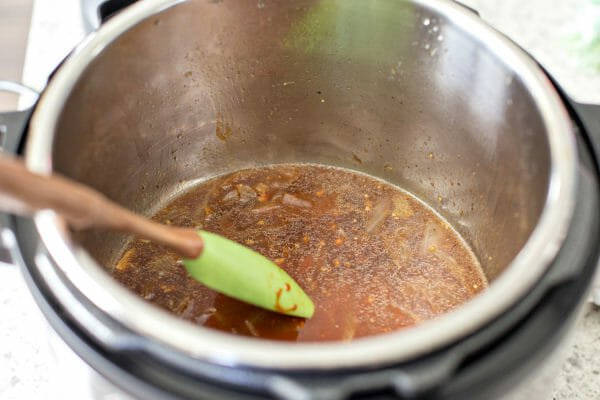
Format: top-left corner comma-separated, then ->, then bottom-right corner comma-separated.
0,81 -> 37,154
0,81 -> 39,267
80,0 -> 138,32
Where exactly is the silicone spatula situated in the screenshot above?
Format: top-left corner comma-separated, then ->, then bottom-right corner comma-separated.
184,231 -> 314,318
0,155 -> 314,318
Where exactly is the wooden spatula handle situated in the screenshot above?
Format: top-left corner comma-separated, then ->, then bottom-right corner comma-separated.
0,155 -> 203,258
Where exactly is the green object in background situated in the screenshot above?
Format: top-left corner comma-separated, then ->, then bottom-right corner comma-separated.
569,0 -> 600,71
283,0 -> 416,61
183,230 -> 315,318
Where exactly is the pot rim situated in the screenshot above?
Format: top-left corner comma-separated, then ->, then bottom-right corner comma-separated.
24,0 -> 577,370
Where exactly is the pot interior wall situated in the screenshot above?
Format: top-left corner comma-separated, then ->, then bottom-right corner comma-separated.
52,0 -> 550,282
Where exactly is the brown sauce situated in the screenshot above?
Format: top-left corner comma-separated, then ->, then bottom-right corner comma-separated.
113,164 -> 487,342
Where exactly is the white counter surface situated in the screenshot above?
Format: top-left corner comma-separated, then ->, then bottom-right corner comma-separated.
2,0 -> 600,399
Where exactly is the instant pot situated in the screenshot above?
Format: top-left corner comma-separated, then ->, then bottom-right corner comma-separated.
1,0 -> 600,398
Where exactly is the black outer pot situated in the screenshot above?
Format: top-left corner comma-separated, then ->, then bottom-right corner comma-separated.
1,2 -> 600,399
4,68 -> 600,400
7,90 -> 600,400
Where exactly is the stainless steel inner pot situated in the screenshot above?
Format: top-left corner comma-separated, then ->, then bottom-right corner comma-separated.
24,0 -> 576,369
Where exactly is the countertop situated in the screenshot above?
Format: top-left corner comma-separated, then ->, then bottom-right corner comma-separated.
1,0 -> 600,399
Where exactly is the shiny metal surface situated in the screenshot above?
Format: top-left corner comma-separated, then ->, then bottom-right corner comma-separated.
0,228 -> 17,267
24,0 -> 577,369
0,81 -> 38,153
0,81 -> 38,111
0,81 -> 38,267
80,0 -> 108,32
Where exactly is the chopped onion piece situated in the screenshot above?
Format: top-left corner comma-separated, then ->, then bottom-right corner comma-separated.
222,190 -> 239,202
250,203 -> 281,213
236,184 -> 257,202
244,319 -> 260,337
366,197 -> 392,233
282,193 -> 312,209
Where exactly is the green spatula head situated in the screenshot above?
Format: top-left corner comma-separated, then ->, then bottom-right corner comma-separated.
183,230 -> 315,318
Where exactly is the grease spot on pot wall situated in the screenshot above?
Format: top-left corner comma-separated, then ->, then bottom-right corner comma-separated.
215,119 -> 233,141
